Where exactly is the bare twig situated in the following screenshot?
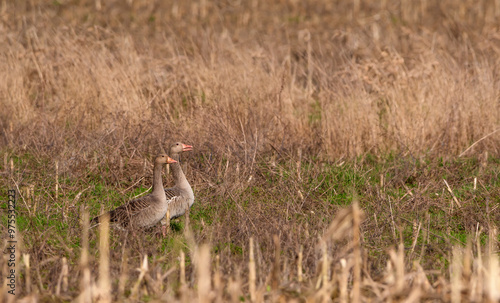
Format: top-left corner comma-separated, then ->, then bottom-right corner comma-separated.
459,127 -> 500,157
443,179 -> 462,208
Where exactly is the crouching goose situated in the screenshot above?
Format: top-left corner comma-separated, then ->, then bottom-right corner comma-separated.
91,154 -> 177,230
160,142 -> 194,235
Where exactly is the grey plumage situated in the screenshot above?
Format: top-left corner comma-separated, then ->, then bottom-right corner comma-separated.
91,154 -> 176,230
161,142 -> 194,225
165,184 -> 193,219
92,195 -> 160,229
165,187 -> 181,200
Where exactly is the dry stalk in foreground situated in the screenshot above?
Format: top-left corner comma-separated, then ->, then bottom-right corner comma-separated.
76,207 -> 92,303
5,201 -> 500,302
97,213 -> 111,303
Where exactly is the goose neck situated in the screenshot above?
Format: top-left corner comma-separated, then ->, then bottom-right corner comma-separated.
152,161 -> 165,195
170,153 -> 189,186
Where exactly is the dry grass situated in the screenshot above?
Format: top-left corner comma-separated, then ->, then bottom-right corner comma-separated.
2,0 -> 499,159
1,0 -> 500,302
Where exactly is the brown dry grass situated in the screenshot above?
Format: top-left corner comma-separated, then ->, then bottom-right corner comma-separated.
1,0 -> 500,302
2,0 -> 499,159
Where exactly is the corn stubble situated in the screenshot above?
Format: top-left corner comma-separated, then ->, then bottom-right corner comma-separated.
5,202 -> 500,302
1,0 -> 500,302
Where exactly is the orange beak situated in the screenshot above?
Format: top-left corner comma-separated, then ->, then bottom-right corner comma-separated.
182,144 -> 193,152
167,157 -> 177,164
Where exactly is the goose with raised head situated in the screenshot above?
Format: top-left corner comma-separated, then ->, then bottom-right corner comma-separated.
91,154 -> 177,230
161,142 -> 194,235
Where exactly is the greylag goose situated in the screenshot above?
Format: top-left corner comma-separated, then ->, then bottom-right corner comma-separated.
91,154 -> 177,230
161,142 -> 194,235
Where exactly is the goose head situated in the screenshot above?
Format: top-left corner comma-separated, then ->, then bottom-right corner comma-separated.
170,142 -> 193,155
155,154 -> 177,164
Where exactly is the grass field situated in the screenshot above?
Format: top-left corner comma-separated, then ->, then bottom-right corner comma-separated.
1,0 -> 500,302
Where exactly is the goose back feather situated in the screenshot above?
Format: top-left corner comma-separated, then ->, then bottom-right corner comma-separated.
91,154 -> 176,230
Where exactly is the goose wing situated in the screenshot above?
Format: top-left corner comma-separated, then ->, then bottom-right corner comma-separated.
165,187 -> 182,200
107,195 -> 153,227
165,187 -> 191,219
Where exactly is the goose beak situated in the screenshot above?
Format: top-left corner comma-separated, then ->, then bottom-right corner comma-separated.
167,157 -> 177,164
182,144 -> 193,151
